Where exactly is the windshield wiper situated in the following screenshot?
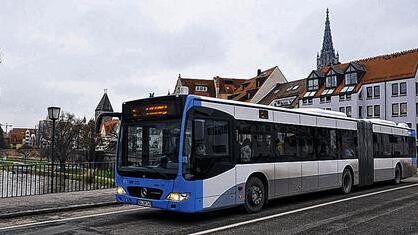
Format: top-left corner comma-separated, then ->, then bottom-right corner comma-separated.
142,166 -> 169,179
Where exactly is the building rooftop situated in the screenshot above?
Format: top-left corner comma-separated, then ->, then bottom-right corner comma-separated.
177,77 -> 217,97
228,66 -> 277,102
259,78 -> 306,107
307,48 -> 418,98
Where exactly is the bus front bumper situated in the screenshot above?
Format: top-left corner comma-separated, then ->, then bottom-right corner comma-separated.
115,194 -> 199,213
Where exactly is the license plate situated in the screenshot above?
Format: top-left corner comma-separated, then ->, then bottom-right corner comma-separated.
138,200 -> 152,207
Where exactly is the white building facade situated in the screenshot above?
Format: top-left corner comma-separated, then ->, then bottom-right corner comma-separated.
300,49 -> 418,132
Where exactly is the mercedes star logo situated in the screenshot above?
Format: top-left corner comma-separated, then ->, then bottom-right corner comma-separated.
140,188 -> 148,198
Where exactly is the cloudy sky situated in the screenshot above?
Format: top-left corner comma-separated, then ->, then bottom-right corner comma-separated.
0,0 -> 417,128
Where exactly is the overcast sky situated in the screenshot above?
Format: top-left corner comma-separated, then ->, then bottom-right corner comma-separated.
0,0 -> 417,128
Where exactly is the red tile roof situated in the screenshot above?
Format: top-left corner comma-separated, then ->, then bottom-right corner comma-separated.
228,66 -> 277,102
214,77 -> 247,95
306,48 -> 418,98
259,78 -> 306,107
179,78 -> 216,97
101,119 -> 119,136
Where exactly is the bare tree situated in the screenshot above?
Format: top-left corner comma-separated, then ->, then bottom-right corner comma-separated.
0,127 -> 6,149
41,112 -> 84,165
79,119 -> 101,162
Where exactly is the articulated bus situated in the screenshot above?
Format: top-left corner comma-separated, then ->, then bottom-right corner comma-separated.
99,95 -> 417,213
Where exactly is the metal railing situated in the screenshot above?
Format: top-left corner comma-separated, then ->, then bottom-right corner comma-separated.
0,162 -> 115,198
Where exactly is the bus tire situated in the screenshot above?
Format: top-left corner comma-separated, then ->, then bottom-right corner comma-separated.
244,177 -> 265,213
394,164 -> 401,185
341,168 -> 353,194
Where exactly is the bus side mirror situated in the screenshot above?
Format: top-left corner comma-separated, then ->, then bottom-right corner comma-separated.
194,120 -> 205,141
96,112 -> 122,134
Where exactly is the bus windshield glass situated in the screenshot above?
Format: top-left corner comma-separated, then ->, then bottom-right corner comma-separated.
117,119 -> 181,179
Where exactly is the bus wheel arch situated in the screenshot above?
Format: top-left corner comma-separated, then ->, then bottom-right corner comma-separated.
244,172 -> 268,213
341,166 -> 354,194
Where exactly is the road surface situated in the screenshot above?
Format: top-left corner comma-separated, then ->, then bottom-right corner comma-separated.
1,177 -> 418,234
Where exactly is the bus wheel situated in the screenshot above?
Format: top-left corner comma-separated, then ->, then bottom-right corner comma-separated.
244,177 -> 265,213
394,164 -> 401,185
341,168 -> 353,194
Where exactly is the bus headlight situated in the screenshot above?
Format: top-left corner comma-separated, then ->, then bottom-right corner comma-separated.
167,192 -> 190,202
116,186 -> 126,195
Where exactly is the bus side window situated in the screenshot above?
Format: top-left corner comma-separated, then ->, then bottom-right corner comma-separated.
274,124 -> 298,162
339,130 -> 357,159
299,126 -> 315,161
238,121 -> 252,163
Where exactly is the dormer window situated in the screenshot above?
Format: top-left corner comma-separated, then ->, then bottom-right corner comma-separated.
308,79 -> 319,91
345,73 -> 357,85
195,85 -> 208,92
326,75 -> 337,88
344,64 -> 362,85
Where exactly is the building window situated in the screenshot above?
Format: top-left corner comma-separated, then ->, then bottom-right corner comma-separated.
374,105 -> 380,118
406,123 -> 412,128
308,79 -> 319,91
346,94 -> 351,101
416,103 -> 418,117
326,75 -> 337,88
339,107 -> 345,113
326,96 -> 331,103
308,98 -> 313,105
392,103 -> 399,117
325,107 -> 331,110
195,85 -> 208,92
400,82 -> 407,96
392,83 -> 398,97
358,90 -> 363,100
320,97 -> 325,103
374,86 -> 380,98
345,73 -> 357,85
302,99 -> 307,105
367,106 -> 373,118
416,83 -> 418,96
367,87 -> 372,99
339,95 -> 345,101
346,106 -> 352,117
400,103 -> 407,116
359,106 -> 363,118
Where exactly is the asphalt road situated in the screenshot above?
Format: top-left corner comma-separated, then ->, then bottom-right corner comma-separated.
1,177 -> 418,235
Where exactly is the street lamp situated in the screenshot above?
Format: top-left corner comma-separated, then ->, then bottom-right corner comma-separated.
47,106 -> 60,193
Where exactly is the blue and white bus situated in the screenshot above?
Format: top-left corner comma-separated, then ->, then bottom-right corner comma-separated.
99,95 -> 417,213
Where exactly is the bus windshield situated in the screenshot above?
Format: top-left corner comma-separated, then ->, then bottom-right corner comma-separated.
117,119 -> 181,179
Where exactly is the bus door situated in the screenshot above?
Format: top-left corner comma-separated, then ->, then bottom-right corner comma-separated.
185,106 -> 236,210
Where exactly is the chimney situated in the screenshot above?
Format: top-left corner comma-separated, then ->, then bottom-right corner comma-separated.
257,69 -> 262,76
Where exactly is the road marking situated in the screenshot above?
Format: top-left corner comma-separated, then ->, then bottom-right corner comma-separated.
190,183 -> 418,235
0,207 -> 150,232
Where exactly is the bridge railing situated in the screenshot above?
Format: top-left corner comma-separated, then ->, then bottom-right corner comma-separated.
0,162 -> 115,198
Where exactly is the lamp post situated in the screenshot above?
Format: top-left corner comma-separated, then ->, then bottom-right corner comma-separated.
48,106 -> 60,193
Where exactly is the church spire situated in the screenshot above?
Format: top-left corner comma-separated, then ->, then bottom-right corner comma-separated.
95,89 -> 113,121
317,8 -> 339,70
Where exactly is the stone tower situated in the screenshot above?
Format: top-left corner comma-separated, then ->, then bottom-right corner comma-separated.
95,89 -> 113,121
317,9 -> 339,70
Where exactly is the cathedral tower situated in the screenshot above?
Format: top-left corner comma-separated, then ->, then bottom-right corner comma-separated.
317,9 -> 340,70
